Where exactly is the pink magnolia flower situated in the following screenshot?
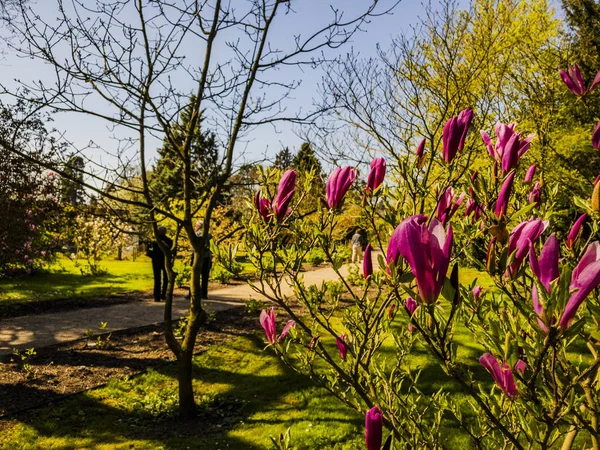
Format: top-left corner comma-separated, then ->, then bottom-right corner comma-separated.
259,308 -> 295,344
366,158 -> 386,194
593,122 -> 600,151
326,167 -> 357,209
495,171 -> 516,218
406,297 -> 417,332
560,64 -> 600,97
528,182 -> 542,208
254,192 -> 271,220
529,234 -> 560,332
567,214 -> 587,250
472,285 -> 483,302
465,198 -> 484,221
336,333 -> 348,360
365,406 -> 383,450
416,138 -> 426,157
386,215 -> 426,269
442,108 -> 474,163
436,187 -> 465,225
480,353 -> 525,399
524,164 -> 537,184
272,169 -> 297,222
391,215 -> 453,304
481,122 -> 534,174
559,241 -> 600,330
363,244 -> 373,279
254,170 -> 297,222
506,219 -> 548,277
416,138 -> 427,168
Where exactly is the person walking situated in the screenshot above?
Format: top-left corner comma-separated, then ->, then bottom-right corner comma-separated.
351,228 -> 365,264
146,226 -> 173,302
193,220 -> 213,299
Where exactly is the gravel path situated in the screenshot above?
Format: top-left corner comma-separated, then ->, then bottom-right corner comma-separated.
0,261 -> 363,355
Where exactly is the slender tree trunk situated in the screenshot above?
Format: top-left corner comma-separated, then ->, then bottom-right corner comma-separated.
174,248 -> 206,418
177,350 -> 196,418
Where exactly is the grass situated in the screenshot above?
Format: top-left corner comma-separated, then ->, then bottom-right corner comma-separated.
0,261 -> 501,448
1,334 -> 366,449
0,256 -> 155,306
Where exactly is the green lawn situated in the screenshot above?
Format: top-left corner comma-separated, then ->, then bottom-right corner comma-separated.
0,256 -> 155,306
0,262 -> 502,448
0,299 -> 502,450
1,334 -> 366,449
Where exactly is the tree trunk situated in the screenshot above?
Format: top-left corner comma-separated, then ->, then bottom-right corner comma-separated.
175,248 -> 206,418
177,351 -> 196,418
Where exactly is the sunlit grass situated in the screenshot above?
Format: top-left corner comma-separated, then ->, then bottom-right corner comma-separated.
1,335 -> 365,449
0,256 -> 155,305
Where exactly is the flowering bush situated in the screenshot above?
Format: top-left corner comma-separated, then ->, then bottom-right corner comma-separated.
0,103 -> 62,276
246,98 -> 600,448
72,216 -> 131,275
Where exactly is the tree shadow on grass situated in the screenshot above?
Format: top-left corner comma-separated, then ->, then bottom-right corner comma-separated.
4,333 -> 363,449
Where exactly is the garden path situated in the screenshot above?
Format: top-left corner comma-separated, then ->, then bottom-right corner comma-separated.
0,256 -> 380,355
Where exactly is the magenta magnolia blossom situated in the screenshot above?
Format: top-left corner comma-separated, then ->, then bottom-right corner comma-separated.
436,187 -> 465,225
386,215 -> 426,268
481,122 -> 534,174
406,297 -> 417,332
416,138 -> 426,157
529,234 -> 560,332
254,191 -> 271,220
528,182 -> 542,208
366,158 -> 386,194
336,333 -> 348,360
507,218 -> 548,277
393,215 -> 453,304
472,285 -> 483,302
365,406 -> 383,450
363,244 -> 373,279
272,169 -> 297,222
465,198 -> 484,221
559,241 -> 600,330
259,308 -> 295,344
567,214 -> 588,250
442,108 -> 474,163
254,169 -> 297,222
480,353 -> 526,399
326,166 -> 357,209
593,122 -> 600,151
495,171 -> 516,218
560,64 -> 600,97
524,164 -> 537,184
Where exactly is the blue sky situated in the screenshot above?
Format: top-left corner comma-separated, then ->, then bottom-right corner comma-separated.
1,0 -> 475,168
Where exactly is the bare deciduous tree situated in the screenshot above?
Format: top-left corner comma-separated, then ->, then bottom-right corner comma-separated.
0,0 -> 398,417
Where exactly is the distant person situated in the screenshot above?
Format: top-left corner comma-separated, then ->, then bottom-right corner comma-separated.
146,226 -> 173,302
193,220 -> 213,299
351,228 -> 365,263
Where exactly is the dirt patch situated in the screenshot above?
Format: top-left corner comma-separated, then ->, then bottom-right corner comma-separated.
0,306 -> 257,420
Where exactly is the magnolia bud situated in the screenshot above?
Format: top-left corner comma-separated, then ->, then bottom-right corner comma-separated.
592,179 -> 600,212
486,238 -> 497,275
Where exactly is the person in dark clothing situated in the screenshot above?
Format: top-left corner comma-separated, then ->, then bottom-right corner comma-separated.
146,226 -> 173,302
194,220 -> 212,299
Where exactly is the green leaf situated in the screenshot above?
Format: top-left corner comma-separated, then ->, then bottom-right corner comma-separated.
573,196 -> 590,211
509,203 -> 537,222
